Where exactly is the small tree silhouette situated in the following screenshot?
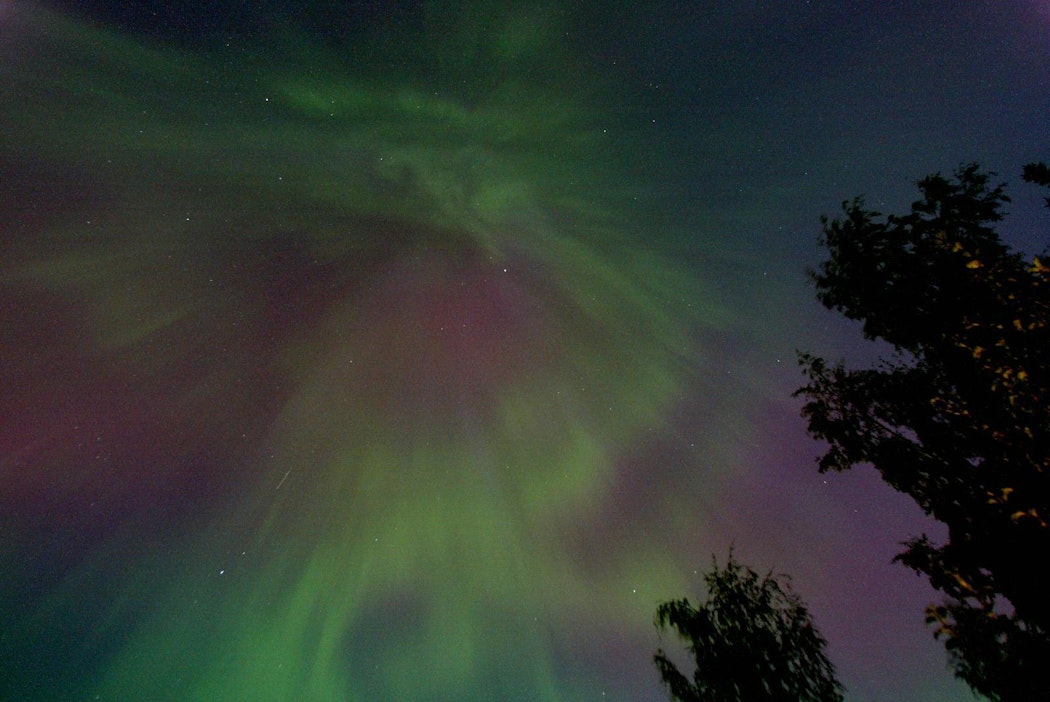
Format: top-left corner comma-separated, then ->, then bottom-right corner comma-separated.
654,554 -> 843,702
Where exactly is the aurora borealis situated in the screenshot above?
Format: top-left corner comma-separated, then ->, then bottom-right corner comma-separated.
2,2 -> 1048,700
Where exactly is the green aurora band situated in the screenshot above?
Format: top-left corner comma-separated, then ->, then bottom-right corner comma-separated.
1,4 -> 743,700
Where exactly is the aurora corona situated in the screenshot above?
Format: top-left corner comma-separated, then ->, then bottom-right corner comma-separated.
1,4 -> 721,700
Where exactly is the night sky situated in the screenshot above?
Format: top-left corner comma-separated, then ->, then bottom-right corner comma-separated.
1,2 -> 1047,700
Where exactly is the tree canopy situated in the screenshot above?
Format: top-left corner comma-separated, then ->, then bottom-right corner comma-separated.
653,554 -> 844,702
796,163 -> 1050,701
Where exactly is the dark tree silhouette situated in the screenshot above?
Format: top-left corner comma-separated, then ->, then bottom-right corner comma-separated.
653,555 -> 844,702
796,163 -> 1050,701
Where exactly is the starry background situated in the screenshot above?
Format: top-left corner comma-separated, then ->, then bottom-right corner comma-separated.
1,1 -> 1047,700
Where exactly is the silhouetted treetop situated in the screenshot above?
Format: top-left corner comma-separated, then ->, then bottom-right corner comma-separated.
797,163 -> 1050,702
654,554 -> 843,702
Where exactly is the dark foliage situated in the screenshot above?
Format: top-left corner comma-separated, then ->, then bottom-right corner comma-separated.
796,163 -> 1050,701
1023,162 -> 1050,207
653,555 -> 844,702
